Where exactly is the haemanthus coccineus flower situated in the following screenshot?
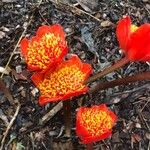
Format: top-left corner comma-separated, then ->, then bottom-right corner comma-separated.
31,55 -> 92,106
76,104 -> 117,144
116,16 -> 150,61
20,24 -> 68,72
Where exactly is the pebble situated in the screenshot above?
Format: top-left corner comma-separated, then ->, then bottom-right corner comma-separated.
142,0 -> 148,2
146,4 -> 150,9
16,65 -> 22,74
0,31 -> 6,39
31,88 -> 39,97
135,122 -> 141,128
64,27 -> 73,34
1,26 -> 10,32
101,20 -> 113,27
145,132 -> 150,140
2,0 -> 17,2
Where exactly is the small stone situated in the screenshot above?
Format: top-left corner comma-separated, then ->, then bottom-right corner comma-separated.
102,13 -> 107,19
2,0 -> 17,2
146,4 -> 150,10
16,4 -> 22,8
65,27 -> 73,34
135,123 -> 141,128
15,25 -> 20,29
142,0 -> 148,2
101,20 -> 113,27
145,132 -> 150,140
1,26 -> 10,32
16,65 -> 22,74
0,31 -> 6,39
23,22 -> 28,29
31,88 -> 39,97
20,90 -> 26,97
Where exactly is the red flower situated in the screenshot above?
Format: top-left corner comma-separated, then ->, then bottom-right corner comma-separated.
76,104 -> 117,144
20,24 -> 68,72
116,16 -> 150,61
31,55 -> 92,106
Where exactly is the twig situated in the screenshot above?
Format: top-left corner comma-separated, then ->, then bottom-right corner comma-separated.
0,19 -> 32,79
148,141 -> 150,150
0,79 -> 14,105
138,112 -> 150,131
38,10 -> 50,25
48,0 -> 113,24
0,103 -> 21,150
40,101 -> 63,124
140,98 -> 150,112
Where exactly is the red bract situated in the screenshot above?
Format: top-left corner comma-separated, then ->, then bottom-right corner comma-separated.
76,104 -> 117,144
116,16 -> 150,61
20,24 -> 68,72
31,55 -> 92,106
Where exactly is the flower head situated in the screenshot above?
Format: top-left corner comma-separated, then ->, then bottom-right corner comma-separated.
31,55 -> 92,106
20,24 -> 68,72
76,104 -> 117,144
116,16 -> 150,61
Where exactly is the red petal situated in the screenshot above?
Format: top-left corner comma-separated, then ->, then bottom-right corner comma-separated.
60,55 -> 92,77
62,87 -> 88,100
64,55 -> 82,68
116,16 -> 131,51
97,104 -> 108,111
38,87 -> 88,106
81,130 -> 112,144
27,63 -> 43,72
76,107 -> 90,137
127,24 -> 150,61
20,38 -> 29,58
81,63 -> 93,80
97,104 -> 117,124
39,96 -> 63,106
109,111 -> 117,123
36,24 -> 66,39
31,73 -> 44,86
76,104 -> 117,143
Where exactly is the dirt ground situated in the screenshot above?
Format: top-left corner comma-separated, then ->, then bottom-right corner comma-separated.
0,0 -> 150,150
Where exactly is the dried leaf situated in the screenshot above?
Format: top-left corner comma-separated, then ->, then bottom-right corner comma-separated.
131,134 -> 142,142
0,79 -> 13,104
11,69 -> 28,80
0,109 -> 9,125
77,0 -> 98,12
81,26 -> 98,56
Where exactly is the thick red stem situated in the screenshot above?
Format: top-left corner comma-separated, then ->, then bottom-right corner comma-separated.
63,100 -> 71,137
85,57 -> 129,84
89,71 -> 150,93
87,143 -> 93,150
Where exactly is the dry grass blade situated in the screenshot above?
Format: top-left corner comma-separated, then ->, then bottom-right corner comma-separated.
40,102 -> 63,124
0,103 -> 21,150
0,0 -> 43,79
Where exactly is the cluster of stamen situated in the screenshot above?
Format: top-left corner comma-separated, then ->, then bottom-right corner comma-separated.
38,66 -> 85,97
130,25 -> 138,33
81,109 -> 113,136
27,33 -> 63,69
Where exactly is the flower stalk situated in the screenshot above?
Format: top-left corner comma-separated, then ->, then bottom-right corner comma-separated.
85,57 -> 129,84
87,143 -> 93,150
63,100 -> 71,136
89,71 -> 150,93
